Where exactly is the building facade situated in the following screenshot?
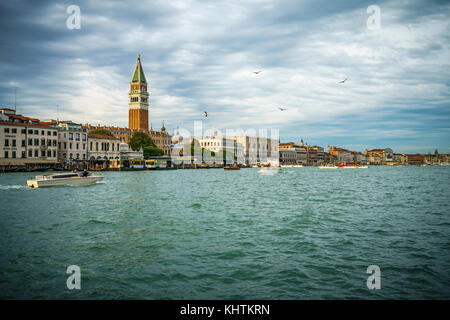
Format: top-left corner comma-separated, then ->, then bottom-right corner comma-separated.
0,109 -> 58,168
87,133 -> 121,161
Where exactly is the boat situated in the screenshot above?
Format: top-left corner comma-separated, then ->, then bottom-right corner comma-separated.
319,165 -> 338,169
258,161 -> 281,174
27,172 -> 103,188
224,166 -> 240,170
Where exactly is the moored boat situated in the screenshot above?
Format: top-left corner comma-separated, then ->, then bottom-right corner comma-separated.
224,166 -> 240,170
27,172 -> 103,188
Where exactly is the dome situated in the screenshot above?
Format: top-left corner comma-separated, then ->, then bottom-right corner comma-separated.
119,142 -> 129,152
172,129 -> 183,144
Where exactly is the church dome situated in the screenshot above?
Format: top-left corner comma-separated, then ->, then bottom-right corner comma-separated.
172,129 -> 183,144
119,142 -> 129,152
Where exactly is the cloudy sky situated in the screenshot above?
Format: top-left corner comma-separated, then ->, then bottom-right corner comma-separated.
0,0 -> 449,153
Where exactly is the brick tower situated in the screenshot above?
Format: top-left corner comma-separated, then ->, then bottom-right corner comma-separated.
128,54 -> 149,131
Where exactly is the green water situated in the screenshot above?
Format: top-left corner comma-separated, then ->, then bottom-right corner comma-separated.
0,166 -> 449,299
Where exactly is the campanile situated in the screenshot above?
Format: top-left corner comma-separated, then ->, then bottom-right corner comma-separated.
128,54 -> 149,131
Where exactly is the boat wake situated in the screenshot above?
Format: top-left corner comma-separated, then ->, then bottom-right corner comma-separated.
0,185 -> 29,190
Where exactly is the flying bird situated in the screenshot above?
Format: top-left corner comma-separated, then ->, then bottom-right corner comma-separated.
339,78 -> 348,83
253,71 -> 262,74
204,111 -> 208,117
278,107 -> 287,111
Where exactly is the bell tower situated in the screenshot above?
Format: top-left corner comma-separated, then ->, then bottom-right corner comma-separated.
128,54 -> 149,131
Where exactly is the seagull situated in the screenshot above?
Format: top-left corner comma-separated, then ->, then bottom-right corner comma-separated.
204,111 -> 208,117
278,107 -> 287,111
253,71 -> 262,74
339,78 -> 348,83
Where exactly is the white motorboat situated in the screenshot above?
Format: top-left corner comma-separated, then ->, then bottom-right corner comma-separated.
27,172 -> 103,188
318,165 -> 338,169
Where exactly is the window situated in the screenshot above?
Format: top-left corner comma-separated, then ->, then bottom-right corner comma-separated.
12,151 -> 16,158
4,128 -> 9,133
64,142 -> 67,149
83,143 -> 85,150
90,142 -> 92,150
58,142 -> 61,149
34,150 -> 38,157
12,128 -> 17,134
70,143 -> 72,149
28,129 -> 33,134
28,138 -> 32,145
22,151 -> 26,158
12,140 -> 16,147
76,143 -> 79,150
41,139 -> 45,146
76,153 -> 79,159
41,150 -> 45,157
83,154 -> 86,160
4,151 -> 8,158
34,130 -> 38,134
53,131 -> 57,136
41,130 -> 44,135
22,140 -> 26,147
21,129 -> 26,134
82,134 -> 86,141
96,142 -> 98,151
28,149 -> 32,157
53,150 -> 56,157
5,139 -> 9,146
53,140 -> 57,147
70,153 -> 73,159
76,133 -> 80,140
64,133 -> 66,138
69,133 -> 73,140
34,139 -> 39,146
47,131 -> 51,136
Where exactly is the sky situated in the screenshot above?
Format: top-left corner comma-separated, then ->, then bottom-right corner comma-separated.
0,0 -> 449,153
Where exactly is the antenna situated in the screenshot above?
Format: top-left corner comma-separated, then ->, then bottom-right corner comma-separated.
14,87 -> 17,111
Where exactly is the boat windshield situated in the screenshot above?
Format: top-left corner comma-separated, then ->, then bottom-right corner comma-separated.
52,174 -> 79,179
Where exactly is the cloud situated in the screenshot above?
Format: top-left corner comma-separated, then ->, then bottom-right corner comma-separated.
0,0 -> 449,153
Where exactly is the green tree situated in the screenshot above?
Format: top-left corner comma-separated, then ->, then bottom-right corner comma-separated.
143,146 -> 164,159
129,132 -> 155,151
90,129 -> 113,136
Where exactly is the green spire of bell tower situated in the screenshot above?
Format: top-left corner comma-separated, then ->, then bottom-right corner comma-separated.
132,54 -> 147,83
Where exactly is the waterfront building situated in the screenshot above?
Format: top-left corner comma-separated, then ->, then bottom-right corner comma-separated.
87,133 -> 121,168
279,142 -> 307,165
406,154 -> 425,165
327,146 -> 354,163
109,142 -> 145,170
279,148 -> 297,164
0,109 -> 58,169
352,151 -> 367,164
227,135 -> 278,165
198,130 -> 244,165
307,145 -> 324,165
41,120 -> 88,163
323,152 -> 336,164
364,148 -> 394,165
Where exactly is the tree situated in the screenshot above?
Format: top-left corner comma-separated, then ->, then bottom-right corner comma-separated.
129,132 -> 155,151
90,129 -> 113,136
143,146 -> 164,159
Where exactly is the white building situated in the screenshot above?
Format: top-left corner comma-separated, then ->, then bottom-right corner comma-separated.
88,133 -> 121,161
0,109 -> 58,168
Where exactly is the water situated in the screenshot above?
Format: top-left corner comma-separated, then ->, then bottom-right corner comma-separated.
0,166 -> 449,299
